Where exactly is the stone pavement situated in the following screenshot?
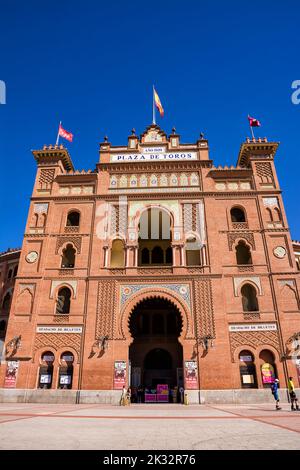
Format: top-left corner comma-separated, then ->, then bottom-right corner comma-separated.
0,403 -> 299,450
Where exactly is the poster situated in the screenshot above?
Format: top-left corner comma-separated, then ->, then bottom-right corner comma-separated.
261,363 -> 275,384
184,361 -> 198,389
4,361 -> 19,388
114,361 -> 126,389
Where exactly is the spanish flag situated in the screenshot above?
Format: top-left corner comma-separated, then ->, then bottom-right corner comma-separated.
154,87 -> 164,117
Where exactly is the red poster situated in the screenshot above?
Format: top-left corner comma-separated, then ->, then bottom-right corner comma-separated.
185,361 -> 198,389
4,361 -> 19,388
114,361 -> 126,389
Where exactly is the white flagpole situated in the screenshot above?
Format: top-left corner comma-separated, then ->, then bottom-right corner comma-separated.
152,85 -> 156,125
56,121 -> 62,146
249,123 -> 255,140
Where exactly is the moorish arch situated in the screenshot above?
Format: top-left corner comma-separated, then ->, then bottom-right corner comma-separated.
125,293 -> 188,391
119,288 -> 192,342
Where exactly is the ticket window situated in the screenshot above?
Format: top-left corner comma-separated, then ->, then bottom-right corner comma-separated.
239,351 -> 257,389
38,352 -> 55,389
58,352 -> 74,389
259,350 -> 277,388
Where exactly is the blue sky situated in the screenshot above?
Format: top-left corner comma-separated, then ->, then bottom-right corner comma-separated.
0,0 -> 299,251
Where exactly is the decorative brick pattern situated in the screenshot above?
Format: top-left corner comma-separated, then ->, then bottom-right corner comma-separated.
230,330 -> 280,362
119,197 -> 128,236
55,236 -> 82,254
232,222 -> 249,230
53,315 -> 70,323
96,280 -> 116,340
193,279 -> 216,340
34,333 -> 81,359
64,226 -> 79,233
228,232 -> 255,251
255,162 -> 274,185
38,169 -> 55,189
183,203 -> 193,234
137,268 -> 173,275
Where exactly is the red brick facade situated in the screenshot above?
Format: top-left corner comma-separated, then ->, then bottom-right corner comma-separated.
1,124 -> 300,400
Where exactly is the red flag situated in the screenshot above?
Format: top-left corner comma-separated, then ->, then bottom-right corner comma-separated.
248,115 -> 261,127
59,124 -> 73,142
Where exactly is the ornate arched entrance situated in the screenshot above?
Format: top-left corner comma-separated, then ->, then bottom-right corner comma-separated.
128,296 -> 184,401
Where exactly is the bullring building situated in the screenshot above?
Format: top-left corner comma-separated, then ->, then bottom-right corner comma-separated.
1,124 -> 300,403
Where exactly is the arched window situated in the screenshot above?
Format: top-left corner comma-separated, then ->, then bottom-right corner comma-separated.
56,287 -> 71,314
165,246 -> 173,264
138,208 -> 172,266
110,239 -> 125,268
266,208 -> 273,222
66,211 -> 80,227
7,269 -> 13,280
151,246 -> 164,264
32,213 -> 38,227
239,350 -> 257,388
38,351 -> 55,389
273,207 -> 281,222
2,293 -> 11,311
41,213 -> 47,227
236,241 -> 252,265
58,351 -> 74,389
141,248 -> 150,265
61,244 -> 76,268
186,235 -> 201,266
231,207 -> 246,223
259,350 -> 277,388
13,265 -> 18,278
241,284 -> 259,312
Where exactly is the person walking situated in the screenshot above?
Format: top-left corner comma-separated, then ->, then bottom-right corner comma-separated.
126,387 -> 131,406
288,376 -> 299,411
120,385 -> 126,406
271,378 -> 281,410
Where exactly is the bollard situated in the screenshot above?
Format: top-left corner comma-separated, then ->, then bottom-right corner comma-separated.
184,392 -> 189,405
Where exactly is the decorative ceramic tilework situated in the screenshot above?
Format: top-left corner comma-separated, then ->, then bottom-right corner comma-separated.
120,283 -> 191,307
34,203 -> 49,214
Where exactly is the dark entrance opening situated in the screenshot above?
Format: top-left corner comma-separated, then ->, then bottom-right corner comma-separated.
129,297 -> 183,402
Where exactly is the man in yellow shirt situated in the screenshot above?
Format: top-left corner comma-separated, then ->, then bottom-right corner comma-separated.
287,376 -> 299,411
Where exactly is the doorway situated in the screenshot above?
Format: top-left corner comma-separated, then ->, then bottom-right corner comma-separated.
128,297 -> 183,402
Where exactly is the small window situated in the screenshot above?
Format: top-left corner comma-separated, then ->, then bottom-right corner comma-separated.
236,241 -> 252,265
239,350 -> 257,388
66,211 -> 80,227
61,244 -> 76,268
151,246 -> 164,264
165,247 -> 173,264
111,239 -> 125,268
273,207 -> 281,222
56,287 -> 71,314
13,265 -> 18,278
141,248 -> 150,265
231,207 -> 246,223
241,284 -> 258,312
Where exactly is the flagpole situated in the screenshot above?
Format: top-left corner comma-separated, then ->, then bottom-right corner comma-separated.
56,121 -> 62,146
249,123 -> 255,140
152,85 -> 156,125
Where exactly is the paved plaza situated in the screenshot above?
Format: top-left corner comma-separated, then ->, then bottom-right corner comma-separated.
0,402 -> 300,450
